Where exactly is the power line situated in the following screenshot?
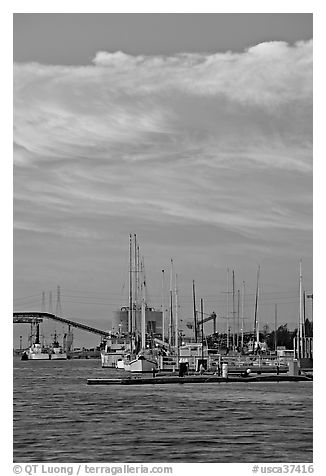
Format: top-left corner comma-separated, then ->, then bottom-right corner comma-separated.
13,293 -> 41,302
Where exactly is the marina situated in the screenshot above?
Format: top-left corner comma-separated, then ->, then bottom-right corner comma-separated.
12,232 -> 314,465
14,234 -> 313,383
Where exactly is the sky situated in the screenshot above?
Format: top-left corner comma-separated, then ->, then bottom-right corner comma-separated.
13,13 -> 313,348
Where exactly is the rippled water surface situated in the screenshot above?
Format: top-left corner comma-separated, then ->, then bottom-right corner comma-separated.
13,358 -> 313,462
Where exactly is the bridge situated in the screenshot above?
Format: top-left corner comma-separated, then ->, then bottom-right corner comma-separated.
13,312 -> 111,338
14,316 -> 43,324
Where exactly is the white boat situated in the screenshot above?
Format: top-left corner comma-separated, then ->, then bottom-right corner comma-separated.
24,343 -> 50,360
127,355 -> 157,373
49,347 -> 67,360
21,322 -> 49,360
101,350 -> 126,368
101,337 -> 129,368
21,326 -> 67,360
101,352 -> 115,368
125,244 -> 158,373
101,234 -> 161,373
115,358 -> 126,369
48,331 -> 67,360
123,360 -> 131,372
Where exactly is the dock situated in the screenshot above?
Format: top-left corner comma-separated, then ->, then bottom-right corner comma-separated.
87,374 -> 312,385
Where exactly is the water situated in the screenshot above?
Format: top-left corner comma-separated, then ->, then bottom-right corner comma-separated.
13,358 -> 313,463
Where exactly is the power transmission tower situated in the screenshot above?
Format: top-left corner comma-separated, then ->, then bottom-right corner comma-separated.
56,285 -> 62,316
41,291 -> 46,312
48,291 -> 53,314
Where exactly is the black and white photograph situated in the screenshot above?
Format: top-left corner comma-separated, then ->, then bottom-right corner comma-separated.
12,9 -> 314,471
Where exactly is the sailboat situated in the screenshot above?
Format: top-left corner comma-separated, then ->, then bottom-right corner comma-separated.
253,265 -> 261,353
101,234 -> 158,372
128,247 -> 157,373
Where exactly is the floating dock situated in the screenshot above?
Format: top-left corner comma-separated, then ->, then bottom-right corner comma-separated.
87,374 -> 312,386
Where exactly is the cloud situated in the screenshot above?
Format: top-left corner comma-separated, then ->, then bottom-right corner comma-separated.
13,40 -> 312,248
92,40 -> 312,105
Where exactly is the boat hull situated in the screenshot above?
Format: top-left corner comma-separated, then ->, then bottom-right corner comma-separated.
22,344 -> 67,360
49,352 -> 67,360
28,353 -> 51,360
128,356 -> 157,373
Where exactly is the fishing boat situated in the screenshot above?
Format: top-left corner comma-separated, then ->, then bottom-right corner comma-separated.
49,331 -> 67,360
21,323 -> 49,360
101,337 -> 129,368
101,350 -> 125,368
21,325 -> 67,360
22,343 -> 50,360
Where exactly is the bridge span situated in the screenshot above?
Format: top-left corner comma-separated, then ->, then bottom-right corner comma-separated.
13,317 -> 43,324
13,312 -> 111,338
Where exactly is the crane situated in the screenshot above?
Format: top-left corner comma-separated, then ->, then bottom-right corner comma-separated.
186,311 -> 217,336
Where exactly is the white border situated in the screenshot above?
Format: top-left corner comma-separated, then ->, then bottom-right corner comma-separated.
4,3 -> 321,473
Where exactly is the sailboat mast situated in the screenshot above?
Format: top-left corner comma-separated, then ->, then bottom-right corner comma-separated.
303,291 -> 306,340
141,258 -> 146,349
192,280 -> 197,342
134,234 -> 138,333
226,268 -> 229,349
299,259 -> 303,358
137,244 -> 140,301
241,281 -> 245,348
169,259 -> 174,346
200,298 -> 204,362
175,273 -> 179,349
274,303 -> 278,353
161,270 -> 165,342
232,270 -> 235,350
253,265 -> 260,346
128,234 -> 133,337
237,289 -> 240,349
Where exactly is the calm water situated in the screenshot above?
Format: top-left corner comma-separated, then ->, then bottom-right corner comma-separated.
13,358 -> 313,463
